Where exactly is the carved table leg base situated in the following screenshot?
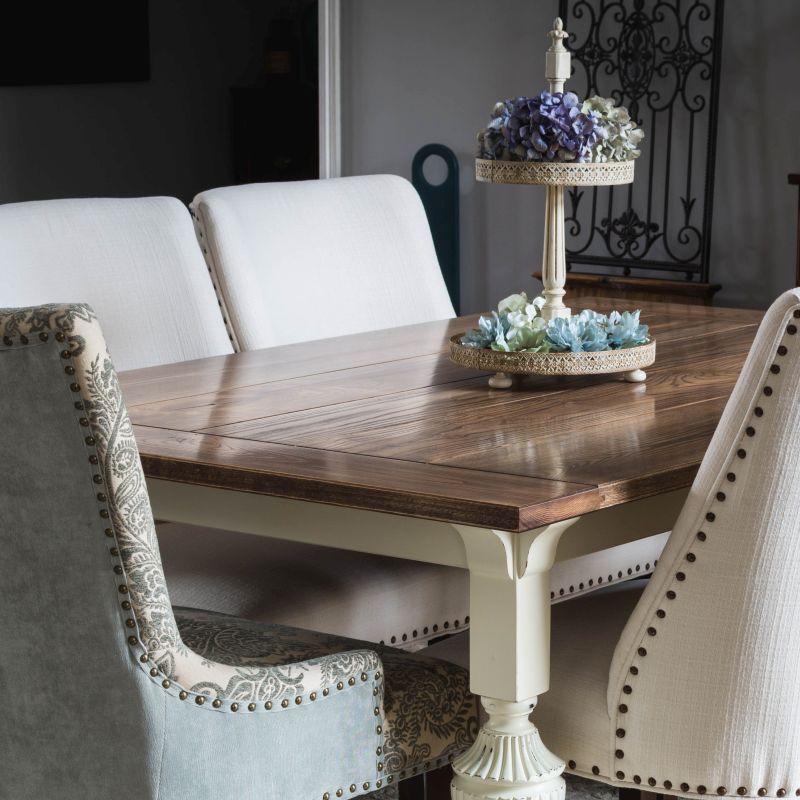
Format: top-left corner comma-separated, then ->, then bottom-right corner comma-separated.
489,372 -> 513,389
451,698 -> 565,800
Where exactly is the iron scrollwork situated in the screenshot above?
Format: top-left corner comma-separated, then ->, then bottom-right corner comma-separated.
559,0 -> 724,281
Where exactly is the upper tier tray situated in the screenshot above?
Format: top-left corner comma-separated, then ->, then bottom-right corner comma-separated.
475,157 -> 634,186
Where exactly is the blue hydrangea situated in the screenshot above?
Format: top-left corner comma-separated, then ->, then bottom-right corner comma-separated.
606,310 -> 649,349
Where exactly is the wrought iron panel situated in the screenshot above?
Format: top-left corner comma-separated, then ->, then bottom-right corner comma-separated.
558,0 -> 725,281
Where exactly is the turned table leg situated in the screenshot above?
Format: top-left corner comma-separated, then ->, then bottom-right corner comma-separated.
452,519 -> 580,800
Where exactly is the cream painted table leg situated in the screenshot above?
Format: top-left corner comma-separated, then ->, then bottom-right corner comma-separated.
451,520 -> 579,800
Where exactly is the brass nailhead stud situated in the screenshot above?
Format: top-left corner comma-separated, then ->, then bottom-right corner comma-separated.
697,531 -> 707,541
363,784 -> 370,791
758,790 -> 768,797
60,349 -> 72,359
374,672 -> 380,680
281,699 -> 289,708
248,703 -> 256,711
623,685 -> 632,694
727,471 -> 737,481
376,725 -> 382,734
310,692 -> 317,701
665,781 -> 673,790
55,332 -> 65,342
629,666 -> 639,675
212,699 -> 222,708
114,565 -> 123,575
179,691 -> 188,700
2,336 -> 12,346
746,426 -> 756,437
616,728 -> 626,738
69,383 -> 80,392
617,772 -> 625,780
778,791 -> 787,798
794,309 -> 800,318
162,680 -> 170,689
647,627 -> 657,636
698,786 -> 707,795
324,794 -> 330,799
39,332 -> 49,341
376,780 -> 382,788
649,778 -> 657,787
93,474 -> 103,484
770,364 -> 780,374
377,762 -> 384,771
265,701 -> 272,710
778,345 -> 788,356
79,417 -> 89,427
361,672 -> 368,681
150,667 -> 159,677
110,547 -> 119,557
231,703 -> 239,712
85,436 -> 95,445
19,335 -> 29,345
618,704 -> 628,713
667,590 -> 677,599
568,760 -> 576,769
676,571 -> 686,581
336,790 -> 343,797
788,324 -> 797,334
638,647 -> 647,656
99,509 -> 109,519
754,407 -> 764,417
105,528 -> 114,537
350,784 -> 356,793
139,653 -> 148,662
195,696 -> 205,706
125,618 -> 135,628
737,449 -> 747,459
634,775 -> 642,785
737,789 -> 747,796
706,512 -> 716,522
682,784 -> 691,793
764,386 -> 773,396
592,766 -> 600,776
127,636 -> 138,646
323,688 -> 330,696
686,553 -> 697,563
656,609 -> 666,618
348,677 -> 355,686
336,682 -> 344,690
716,491 -> 726,501
374,707 -> 380,715
615,749 -> 624,759
295,697 -> 302,705
718,788 -> 727,795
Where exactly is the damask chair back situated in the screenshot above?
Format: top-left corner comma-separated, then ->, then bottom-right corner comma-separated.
0,197 -> 233,370
608,288 -> 800,792
0,305 -> 387,798
190,175 -> 455,350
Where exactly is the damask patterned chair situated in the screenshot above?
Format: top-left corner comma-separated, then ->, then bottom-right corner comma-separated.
0,303 -> 478,799
429,289 -> 800,800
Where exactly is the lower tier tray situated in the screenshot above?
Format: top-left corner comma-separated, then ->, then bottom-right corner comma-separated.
449,336 -> 656,388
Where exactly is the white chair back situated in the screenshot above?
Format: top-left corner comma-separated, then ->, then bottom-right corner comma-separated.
0,197 -> 232,370
191,175 -> 455,350
609,288 -> 800,791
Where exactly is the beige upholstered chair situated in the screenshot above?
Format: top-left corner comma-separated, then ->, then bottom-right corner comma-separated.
187,175 -> 669,642
0,303 -> 478,799
429,288 -> 800,800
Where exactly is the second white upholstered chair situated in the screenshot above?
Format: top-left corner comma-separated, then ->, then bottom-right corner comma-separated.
429,288 -> 800,800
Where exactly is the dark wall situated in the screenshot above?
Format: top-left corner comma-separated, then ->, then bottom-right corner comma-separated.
0,0 -> 281,204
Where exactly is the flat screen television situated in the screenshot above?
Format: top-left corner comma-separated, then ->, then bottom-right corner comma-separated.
0,1 -> 149,86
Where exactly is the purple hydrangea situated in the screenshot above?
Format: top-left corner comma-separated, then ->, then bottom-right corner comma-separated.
478,91 -> 607,163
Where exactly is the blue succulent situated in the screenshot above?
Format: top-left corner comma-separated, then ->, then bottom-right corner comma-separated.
606,310 -> 649,349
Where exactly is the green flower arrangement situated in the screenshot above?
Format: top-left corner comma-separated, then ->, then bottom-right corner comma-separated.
461,293 -> 650,354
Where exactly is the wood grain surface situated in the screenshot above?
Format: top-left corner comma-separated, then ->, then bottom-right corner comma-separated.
122,298 -> 762,531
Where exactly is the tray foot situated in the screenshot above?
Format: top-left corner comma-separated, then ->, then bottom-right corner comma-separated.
489,372 -> 513,389
620,368 -> 647,383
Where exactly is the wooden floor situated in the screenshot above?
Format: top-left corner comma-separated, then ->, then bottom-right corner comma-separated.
121,298 -> 762,532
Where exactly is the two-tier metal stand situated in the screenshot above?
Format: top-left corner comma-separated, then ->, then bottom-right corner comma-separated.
450,18 -> 655,388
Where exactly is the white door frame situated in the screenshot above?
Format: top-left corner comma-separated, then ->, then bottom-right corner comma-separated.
318,0 -> 341,178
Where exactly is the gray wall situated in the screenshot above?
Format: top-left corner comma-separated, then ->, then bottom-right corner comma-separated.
0,0 -> 273,204
342,0 -> 800,312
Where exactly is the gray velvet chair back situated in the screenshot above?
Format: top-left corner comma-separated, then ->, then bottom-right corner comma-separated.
0,306 -> 161,797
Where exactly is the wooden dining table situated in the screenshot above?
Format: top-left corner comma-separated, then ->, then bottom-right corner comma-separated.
121,297 -> 762,800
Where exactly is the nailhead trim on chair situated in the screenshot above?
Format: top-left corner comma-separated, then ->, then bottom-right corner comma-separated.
379,616 -> 471,648
550,561 -> 658,600
566,310 -> 800,799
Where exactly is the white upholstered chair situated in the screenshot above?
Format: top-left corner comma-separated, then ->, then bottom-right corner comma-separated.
187,175 -> 669,642
429,288 -> 800,800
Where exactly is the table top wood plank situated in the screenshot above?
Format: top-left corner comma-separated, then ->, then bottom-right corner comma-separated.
123,300 -> 763,531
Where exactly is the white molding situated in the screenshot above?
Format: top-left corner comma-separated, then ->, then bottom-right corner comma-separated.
318,0 -> 342,178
